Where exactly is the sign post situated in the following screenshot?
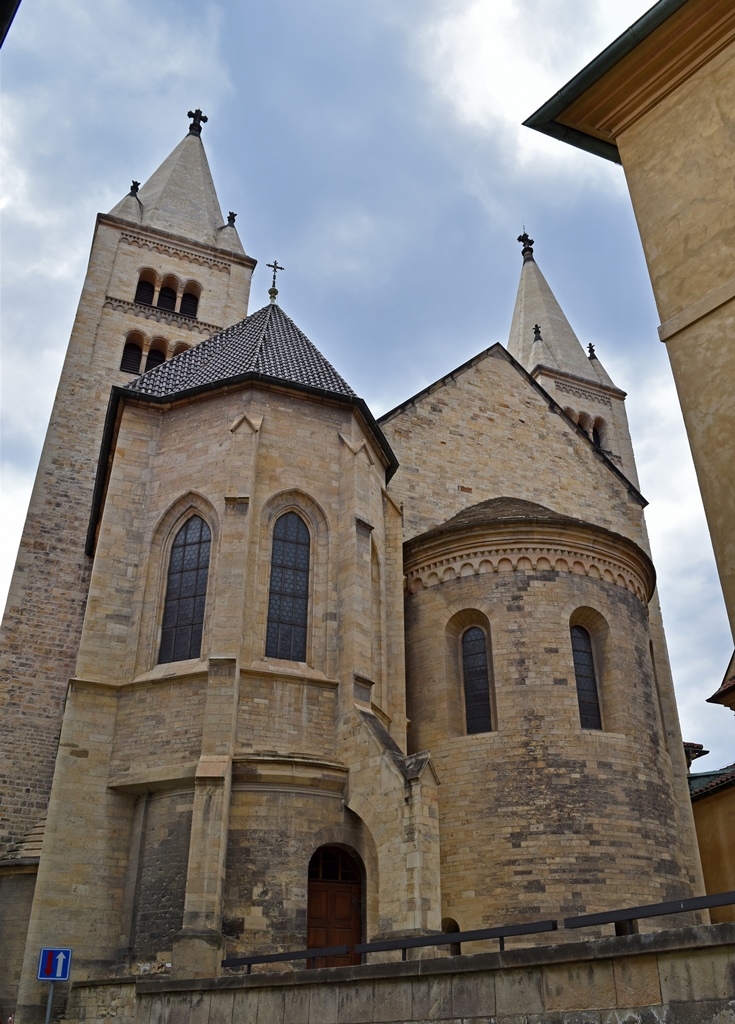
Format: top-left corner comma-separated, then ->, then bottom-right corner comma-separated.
37,948 -> 72,1024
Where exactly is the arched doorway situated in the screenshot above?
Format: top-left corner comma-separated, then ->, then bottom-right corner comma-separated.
307,846 -> 362,966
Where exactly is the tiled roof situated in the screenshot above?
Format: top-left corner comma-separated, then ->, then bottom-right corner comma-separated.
689,763 -> 735,800
125,303 -> 356,401
413,496 -> 587,544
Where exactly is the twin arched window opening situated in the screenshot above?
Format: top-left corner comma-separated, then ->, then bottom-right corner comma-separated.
157,509 -> 311,667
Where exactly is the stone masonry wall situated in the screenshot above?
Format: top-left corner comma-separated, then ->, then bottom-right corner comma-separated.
66,923 -> 735,1024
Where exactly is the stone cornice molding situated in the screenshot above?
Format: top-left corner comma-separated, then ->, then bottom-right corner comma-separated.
119,231 -> 233,271
99,213 -> 257,270
532,366 -> 625,403
104,295 -> 221,336
231,755 -> 347,794
404,519 -> 655,604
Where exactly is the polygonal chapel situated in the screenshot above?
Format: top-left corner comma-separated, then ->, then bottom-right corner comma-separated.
0,113 -> 704,1022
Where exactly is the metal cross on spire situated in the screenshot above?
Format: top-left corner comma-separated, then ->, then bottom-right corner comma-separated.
187,109 -> 208,136
266,259 -> 285,304
518,232 -> 535,263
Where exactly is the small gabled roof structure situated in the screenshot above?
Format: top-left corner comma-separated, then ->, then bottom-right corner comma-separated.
688,762 -> 735,801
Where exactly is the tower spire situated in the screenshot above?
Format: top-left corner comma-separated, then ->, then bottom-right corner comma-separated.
108,111 -> 244,254
507,234 -> 604,383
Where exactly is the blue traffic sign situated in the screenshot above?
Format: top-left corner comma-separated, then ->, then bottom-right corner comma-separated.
37,948 -> 72,982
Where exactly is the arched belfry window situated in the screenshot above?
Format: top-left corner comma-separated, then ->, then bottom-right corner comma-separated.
120,340 -> 142,374
134,279 -> 154,305
180,291 -> 199,318
158,516 -> 211,664
157,286 -> 177,312
265,511 -> 310,662
571,625 -> 602,729
462,626 -> 493,734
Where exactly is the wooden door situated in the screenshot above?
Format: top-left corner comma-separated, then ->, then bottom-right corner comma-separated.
307,847 -> 362,967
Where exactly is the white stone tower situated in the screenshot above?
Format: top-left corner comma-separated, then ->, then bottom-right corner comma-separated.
0,111 -> 254,1015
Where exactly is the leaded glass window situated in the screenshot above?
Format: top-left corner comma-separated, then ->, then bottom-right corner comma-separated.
158,516 -> 211,664
571,625 -> 602,729
462,627 -> 492,734
265,512 -> 310,661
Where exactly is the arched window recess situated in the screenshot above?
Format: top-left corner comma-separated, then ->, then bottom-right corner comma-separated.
570,624 -> 602,730
158,515 -> 211,664
265,511 -> 310,662
462,626 -> 493,734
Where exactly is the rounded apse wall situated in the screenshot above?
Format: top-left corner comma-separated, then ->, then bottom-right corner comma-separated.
403,499 -> 696,933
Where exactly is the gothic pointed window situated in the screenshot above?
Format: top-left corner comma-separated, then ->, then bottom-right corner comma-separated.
158,516 -> 211,664
462,626 -> 493,734
571,625 -> 602,729
265,511 -> 310,662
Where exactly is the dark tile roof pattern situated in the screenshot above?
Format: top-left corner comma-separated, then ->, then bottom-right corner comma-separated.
125,302 -> 356,401
414,496 -> 586,544
689,763 -> 735,800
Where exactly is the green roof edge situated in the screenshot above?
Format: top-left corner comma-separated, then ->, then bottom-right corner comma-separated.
523,0 -> 691,164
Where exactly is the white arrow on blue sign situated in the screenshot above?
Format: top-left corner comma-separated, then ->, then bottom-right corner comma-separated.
37,948 -> 72,982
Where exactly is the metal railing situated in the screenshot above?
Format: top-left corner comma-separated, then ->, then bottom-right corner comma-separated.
222,889 -> 735,974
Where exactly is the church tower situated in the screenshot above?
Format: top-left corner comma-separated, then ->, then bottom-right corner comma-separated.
508,233 -> 638,486
0,112 -> 254,1015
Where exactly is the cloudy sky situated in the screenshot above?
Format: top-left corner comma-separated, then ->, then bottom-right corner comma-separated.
1,0 -> 732,768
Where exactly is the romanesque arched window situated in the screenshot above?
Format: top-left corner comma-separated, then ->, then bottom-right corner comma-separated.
158,515 -> 211,664
462,626 -> 493,734
157,286 -> 177,311
134,278 -> 155,305
570,625 -> 602,729
265,511 -> 310,662
180,291 -> 199,318
145,345 -> 166,372
120,339 -> 142,373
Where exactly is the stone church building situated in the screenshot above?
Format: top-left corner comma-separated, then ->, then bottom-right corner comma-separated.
0,114 -> 705,1021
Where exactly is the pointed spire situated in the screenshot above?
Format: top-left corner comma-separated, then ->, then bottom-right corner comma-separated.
507,235 -> 609,384
108,112 -> 244,254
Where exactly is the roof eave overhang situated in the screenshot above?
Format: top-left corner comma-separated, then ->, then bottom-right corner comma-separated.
86,374 -> 399,556
522,0 -> 691,164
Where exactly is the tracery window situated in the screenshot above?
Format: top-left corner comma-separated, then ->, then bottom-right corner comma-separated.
571,625 -> 602,729
462,626 -> 493,734
158,515 -> 211,664
265,511 -> 310,662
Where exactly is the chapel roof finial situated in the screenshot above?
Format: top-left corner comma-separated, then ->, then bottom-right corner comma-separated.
266,259 -> 285,304
187,108 -> 208,136
588,342 -> 596,358
518,231 -> 535,263
533,324 -> 543,341
128,180 -> 140,196
227,211 -> 237,226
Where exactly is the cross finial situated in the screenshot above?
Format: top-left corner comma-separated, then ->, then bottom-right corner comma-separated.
588,343 -> 596,358
266,259 -> 285,304
518,232 -> 535,263
129,180 -> 140,196
187,109 -> 208,136
533,324 -> 543,341
227,211 -> 237,226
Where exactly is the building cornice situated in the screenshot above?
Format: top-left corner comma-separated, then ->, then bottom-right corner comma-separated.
98,214 -> 257,270
104,296 -> 222,336
524,0 -> 735,162
404,518 -> 656,604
